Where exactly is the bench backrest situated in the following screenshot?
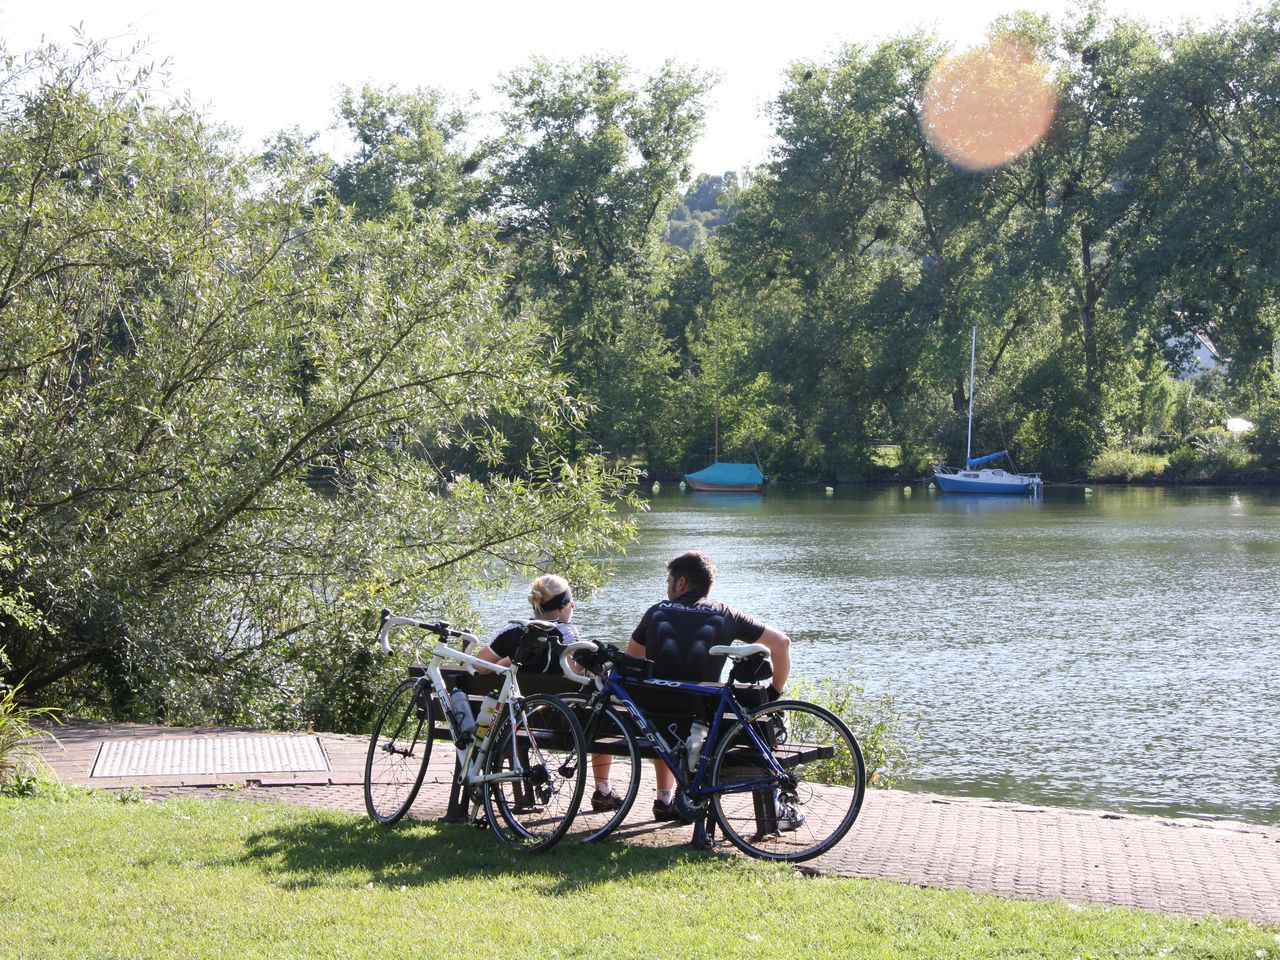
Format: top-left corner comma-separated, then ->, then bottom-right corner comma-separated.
425,665 -> 767,733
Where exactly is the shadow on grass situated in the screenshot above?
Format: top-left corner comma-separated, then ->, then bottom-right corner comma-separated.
238,814 -> 716,895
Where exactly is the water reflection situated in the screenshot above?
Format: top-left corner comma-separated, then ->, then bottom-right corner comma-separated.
933,492 -> 1044,513
474,484 -> 1280,825
678,492 -> 770,513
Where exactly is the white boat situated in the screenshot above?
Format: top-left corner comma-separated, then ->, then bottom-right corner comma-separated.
934,327 -> 1042,496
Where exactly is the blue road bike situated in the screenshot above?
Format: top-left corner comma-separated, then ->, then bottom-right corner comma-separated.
559,639 -> 866,862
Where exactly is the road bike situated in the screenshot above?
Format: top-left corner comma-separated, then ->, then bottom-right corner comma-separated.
560,639 -> 865,862
367,610 -> 587,851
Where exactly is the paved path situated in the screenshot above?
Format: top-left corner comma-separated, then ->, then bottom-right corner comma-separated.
36,721 -> 1280,926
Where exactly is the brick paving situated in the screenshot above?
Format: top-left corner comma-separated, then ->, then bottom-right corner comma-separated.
35,721 -> 1280,926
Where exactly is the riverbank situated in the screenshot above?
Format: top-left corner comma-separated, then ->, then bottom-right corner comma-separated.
643,472 -> 1280,488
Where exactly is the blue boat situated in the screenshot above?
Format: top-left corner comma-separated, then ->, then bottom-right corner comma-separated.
684,461 -> 770,494
934,327 -> 1042,496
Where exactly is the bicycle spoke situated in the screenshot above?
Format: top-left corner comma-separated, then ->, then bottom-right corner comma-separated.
482,694 -> 587,851
364,678 -> 434,824
709,699 -> 864,862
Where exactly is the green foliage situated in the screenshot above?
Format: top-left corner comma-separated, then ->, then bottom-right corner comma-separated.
1165,429 -> 1257,481
1087,447 -> 1168,482
708,8 -> 1280,482
0,40 -> 637,729
330,83 -> 482,221
261,14 -> 1280,486
0,648 -> 59,796
664,172 -> 738,250
789,677 -> 916,788
489,56 -> 713,461
1247,383 -> 1280,470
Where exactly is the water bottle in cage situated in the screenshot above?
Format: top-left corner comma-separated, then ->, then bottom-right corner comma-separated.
473,694 -> 499,743
449,687 -> 476,745
686,721 -> 708,771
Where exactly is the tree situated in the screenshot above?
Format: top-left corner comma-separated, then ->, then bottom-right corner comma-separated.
721,36 -> 1005,477
487,56 -> 712,457
0,39 -> 634,729
1126,4 -> 1280,399
329,84 -> 483,221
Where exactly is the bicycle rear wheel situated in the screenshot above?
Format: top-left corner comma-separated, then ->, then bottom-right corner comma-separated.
560,693 -> 641,843
482,693 -> 587,851
364,677 -> 435,825
708,699 -> 865,862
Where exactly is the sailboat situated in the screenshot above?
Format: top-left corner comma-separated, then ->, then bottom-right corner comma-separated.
683,380 -> 769,494
933,326 -> 1042,495
684,461 -> 769,493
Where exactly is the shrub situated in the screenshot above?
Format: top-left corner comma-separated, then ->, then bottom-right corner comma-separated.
1246,385 -> 1280,472
1166,428 -> 1256,481
0,648 -> 59,797
788,676 -> 916,788
1087,447 -> 1168,482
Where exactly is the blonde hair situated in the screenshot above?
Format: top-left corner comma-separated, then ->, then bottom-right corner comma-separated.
528,574 -> 571,617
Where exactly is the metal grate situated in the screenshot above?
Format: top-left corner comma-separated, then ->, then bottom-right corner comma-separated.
90,736 -> 330,778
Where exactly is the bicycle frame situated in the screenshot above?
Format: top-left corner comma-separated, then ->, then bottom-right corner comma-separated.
379,615 -> 533,792
590,673 -> 791,801
425,646 -> 529,788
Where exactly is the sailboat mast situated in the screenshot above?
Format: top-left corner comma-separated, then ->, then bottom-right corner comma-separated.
965,325 -> 977,467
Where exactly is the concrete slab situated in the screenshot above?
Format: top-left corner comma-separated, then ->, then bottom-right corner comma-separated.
90,735 -> 329,778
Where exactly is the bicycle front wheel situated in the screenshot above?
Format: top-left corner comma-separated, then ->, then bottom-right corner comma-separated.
561,693 -> 641,843
364,677 -> 435,825
708,699 -> 865,862
482,693 -> 587,851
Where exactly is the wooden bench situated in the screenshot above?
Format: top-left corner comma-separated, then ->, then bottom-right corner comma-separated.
418,665 -> 833,832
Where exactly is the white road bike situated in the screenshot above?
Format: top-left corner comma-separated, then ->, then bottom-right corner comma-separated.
366,610 -> 588,851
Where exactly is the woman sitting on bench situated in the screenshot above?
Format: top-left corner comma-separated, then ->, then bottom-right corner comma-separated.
472,576 -> 624,814
474,574 -> 581,675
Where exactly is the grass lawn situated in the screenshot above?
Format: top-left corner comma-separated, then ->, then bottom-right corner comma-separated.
2,789 -> 1277,959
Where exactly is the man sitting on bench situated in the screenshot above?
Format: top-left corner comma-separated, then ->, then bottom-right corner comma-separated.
625,550 -> 793,824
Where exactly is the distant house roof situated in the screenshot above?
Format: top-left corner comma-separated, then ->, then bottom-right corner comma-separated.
1171,330 -> 1228,379
1193,331 -> 1225,366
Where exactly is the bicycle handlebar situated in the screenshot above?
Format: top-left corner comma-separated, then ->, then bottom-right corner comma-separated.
379,609 -> 588,685
377,608 -> 477,655
559,640 -> 597,685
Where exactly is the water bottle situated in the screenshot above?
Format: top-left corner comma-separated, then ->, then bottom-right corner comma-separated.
449,688 -> 475,744
686,720 -> 708,771
474,694 -> 499,743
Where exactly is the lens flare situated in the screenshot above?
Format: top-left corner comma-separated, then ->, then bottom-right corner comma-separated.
921,38 -> 1057,171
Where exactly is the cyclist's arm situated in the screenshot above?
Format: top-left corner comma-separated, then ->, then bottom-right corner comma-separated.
470,644 -> 510,674
755,624 -> 790,693
625,609 -> 649,660
473,625 -> 521,674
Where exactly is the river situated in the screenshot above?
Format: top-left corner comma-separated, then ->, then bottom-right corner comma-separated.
476,484 -> 1280,825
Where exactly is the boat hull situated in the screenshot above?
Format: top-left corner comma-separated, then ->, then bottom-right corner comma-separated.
934,468 -> 1041,495
684,479 -> 769,494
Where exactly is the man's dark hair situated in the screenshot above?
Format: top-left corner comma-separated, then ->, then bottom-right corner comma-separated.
667,550 -> 716,595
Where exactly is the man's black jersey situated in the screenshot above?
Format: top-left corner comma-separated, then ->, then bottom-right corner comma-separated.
630,591 -> 766,683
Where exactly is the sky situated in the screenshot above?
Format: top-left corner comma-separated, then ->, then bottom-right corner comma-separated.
0,0 -> 1263,174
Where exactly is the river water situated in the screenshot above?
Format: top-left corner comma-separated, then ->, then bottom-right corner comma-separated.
477,485 -> 1280,825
